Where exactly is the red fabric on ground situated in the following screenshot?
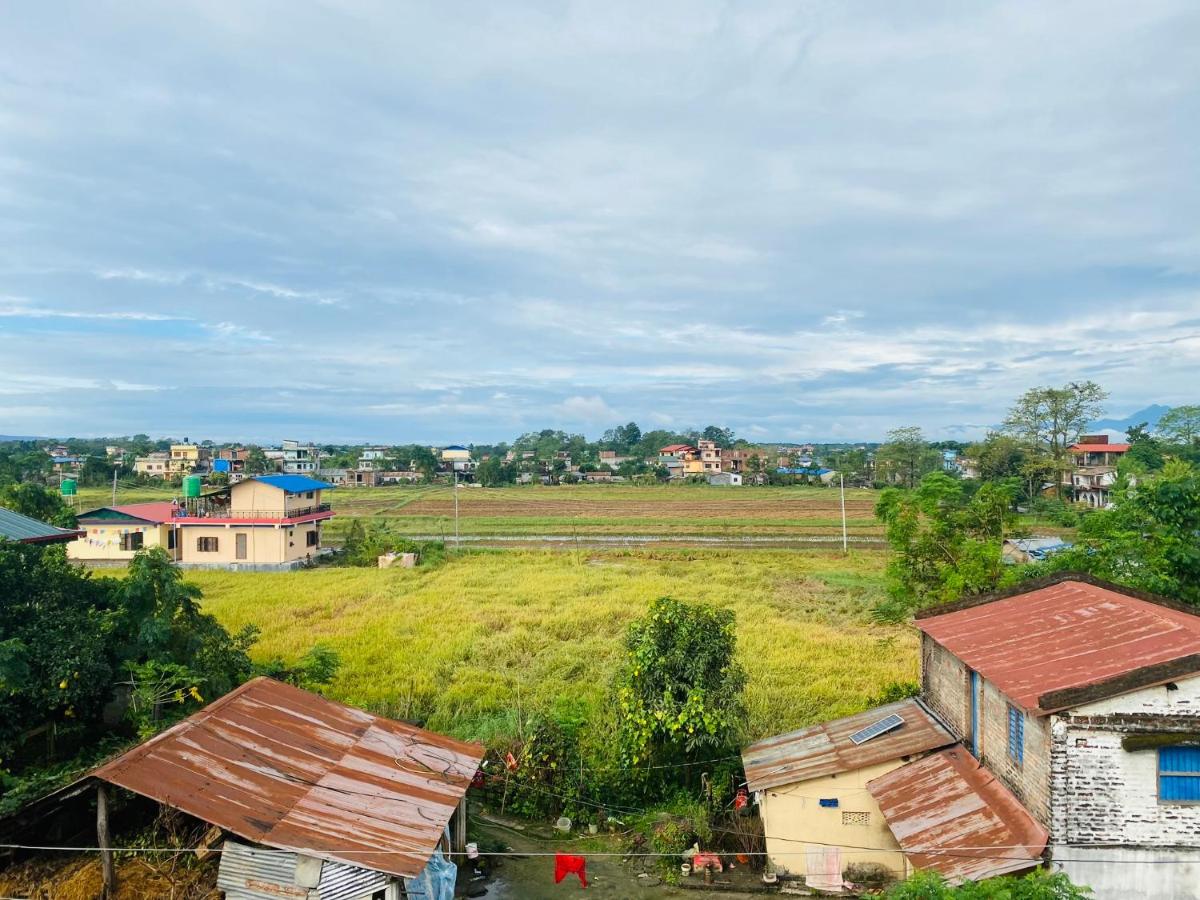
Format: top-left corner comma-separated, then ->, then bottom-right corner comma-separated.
554,852 -> 589,887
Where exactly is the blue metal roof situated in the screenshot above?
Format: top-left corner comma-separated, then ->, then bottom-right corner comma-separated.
248,474 -> 333,494
776,466 -> 833,476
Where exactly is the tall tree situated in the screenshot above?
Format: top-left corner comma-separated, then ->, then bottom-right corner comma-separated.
875,426 -> 940,489
244,446 -> 271,474
875,472 -> 1017,619
1002,381 -> 1108,498
1157,405 -> 1200,448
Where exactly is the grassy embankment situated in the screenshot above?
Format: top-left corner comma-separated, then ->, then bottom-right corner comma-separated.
192,548 -> 912,745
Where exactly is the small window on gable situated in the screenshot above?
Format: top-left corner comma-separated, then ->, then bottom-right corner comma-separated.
1159,747 -> 1200,803
1007,704 -> 1024,765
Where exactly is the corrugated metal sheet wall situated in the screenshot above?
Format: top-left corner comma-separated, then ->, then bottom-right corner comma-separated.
217,840 -> 393,900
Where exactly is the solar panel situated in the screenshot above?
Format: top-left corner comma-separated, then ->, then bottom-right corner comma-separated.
849,713 -> 905,745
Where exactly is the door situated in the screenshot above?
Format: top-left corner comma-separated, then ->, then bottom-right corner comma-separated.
969,669 -> 980,757
235,532 -> 248,560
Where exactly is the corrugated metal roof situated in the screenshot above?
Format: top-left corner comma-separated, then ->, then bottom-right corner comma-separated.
246,475 -> 333,494
741,698 -> 954,791
867,747 -> 1048,884
1069,443 -> 1130,453
0,507 -> 82,543
916,578 -> 1200,713
93,677 -> 483,878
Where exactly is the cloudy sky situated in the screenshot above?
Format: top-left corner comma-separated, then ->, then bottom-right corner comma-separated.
2,1 -> 1199,443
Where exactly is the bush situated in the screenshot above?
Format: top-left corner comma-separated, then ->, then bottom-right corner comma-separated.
884,869 -> 1091,899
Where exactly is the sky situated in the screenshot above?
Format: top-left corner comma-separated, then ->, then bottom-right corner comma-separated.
2,1 -> 1199,444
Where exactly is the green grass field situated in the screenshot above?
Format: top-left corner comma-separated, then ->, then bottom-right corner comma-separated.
191,548 -> 912,746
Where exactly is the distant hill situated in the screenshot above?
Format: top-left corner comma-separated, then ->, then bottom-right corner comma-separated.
1089,404 -> 1171,435
0,434 -> 46,442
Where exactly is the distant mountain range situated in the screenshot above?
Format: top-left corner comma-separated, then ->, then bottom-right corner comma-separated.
1089,404 -> 1171,435
0,434 -> 47,442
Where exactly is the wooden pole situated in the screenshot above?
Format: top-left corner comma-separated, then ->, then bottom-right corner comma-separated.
454,795 -> 467,856
97,783 -> 115,897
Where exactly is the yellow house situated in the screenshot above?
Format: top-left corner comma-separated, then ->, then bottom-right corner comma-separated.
70,475 -> 334,570
167,443 -> 207,476
741,698 -> 954,891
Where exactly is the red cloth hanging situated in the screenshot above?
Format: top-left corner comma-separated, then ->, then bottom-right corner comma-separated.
554,852 -> 589,887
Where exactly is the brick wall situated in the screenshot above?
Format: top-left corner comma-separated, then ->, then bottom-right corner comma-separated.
1051,677 -> 1200,847
922,636 -> 968,737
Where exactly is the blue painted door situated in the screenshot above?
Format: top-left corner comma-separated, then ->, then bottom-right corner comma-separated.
969,670 -> 980,757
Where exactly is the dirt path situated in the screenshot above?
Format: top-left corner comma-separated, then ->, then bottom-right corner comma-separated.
466,816 -> 774,899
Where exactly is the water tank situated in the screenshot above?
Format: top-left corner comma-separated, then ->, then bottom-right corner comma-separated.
60,478 -> 77,496
183,475 -> 202,498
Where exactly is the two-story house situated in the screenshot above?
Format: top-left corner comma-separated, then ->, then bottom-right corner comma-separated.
745,573 -> 1200,898
1068,435 -> 1130,508
280,439 -> 321,474
916,574 -> 1200,899
70,475 -> 334,570
166,443 -> 209,476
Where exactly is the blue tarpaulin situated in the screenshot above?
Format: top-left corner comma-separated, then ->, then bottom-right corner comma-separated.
403,849 -> 457,900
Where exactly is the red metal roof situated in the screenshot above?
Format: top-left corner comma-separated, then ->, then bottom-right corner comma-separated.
111,502 -> 176,523
1069,443 -> 1129,453
93,677 -> 483,878
868,747 -> 1048,884
742,699 -> 954,791
916,579 -> 1200,712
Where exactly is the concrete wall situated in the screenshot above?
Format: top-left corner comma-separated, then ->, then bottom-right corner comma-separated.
177,522 -> 321,565
1050,846 -> 1200,900
69,523 -> 172,561
921,636 -> 969,737
759,760 -> 911,883
227,481 -> 324,515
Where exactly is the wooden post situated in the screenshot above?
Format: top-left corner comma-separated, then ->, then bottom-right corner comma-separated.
97,783 -> 115,897
453,795 -> 467,856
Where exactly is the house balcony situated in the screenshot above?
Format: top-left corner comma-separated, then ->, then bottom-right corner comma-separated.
173,503 -> 332,522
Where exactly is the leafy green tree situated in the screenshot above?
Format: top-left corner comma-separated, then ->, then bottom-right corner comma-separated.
0,543 -> 113,762
244,446 -> 272,474
1003,381 -> 1108,498
876,427 -> 941,489
614,597 -> 746,775
875,472 -> 1017,620
0,482 -> 76,528
1157,405 -> 1200,448
1045,461 -> 1200,605
476,457 -> 517,486
1123,423 -> 1165,473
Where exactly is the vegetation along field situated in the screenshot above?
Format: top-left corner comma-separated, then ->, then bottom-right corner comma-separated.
192,548 -> 911,746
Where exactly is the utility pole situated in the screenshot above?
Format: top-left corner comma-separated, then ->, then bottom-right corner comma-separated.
453,468 -> 460,548
112,466 -> 119,507
840,473 -> 848,554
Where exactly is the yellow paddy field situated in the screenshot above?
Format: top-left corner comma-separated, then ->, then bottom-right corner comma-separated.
190,548 -> 914,745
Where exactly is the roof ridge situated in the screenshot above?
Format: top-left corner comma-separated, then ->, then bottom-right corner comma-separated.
913,572 -> 1200,621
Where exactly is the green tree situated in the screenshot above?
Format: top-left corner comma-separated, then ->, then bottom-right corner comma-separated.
875,472 -> 1017,620
876,427 -> 941,489
0,482 -> 76,528
885,868 -> 1091,899
1157,405 -> 1200,448
244,446 -> 271,474
1003,381 -> 1108,498
1123,423 -> 1165,473
614,597 -> 746,776
1045,460 -> 1200,605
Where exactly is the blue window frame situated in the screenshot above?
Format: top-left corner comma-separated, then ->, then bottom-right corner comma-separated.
1159,747 -> 1200,803
1007,705 -> 1024,765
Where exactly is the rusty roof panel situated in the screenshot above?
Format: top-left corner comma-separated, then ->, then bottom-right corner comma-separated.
867,747 -> 1047,884
916,579 -> 1200,713
93,677 -> 483,878
741,698 -> 954,791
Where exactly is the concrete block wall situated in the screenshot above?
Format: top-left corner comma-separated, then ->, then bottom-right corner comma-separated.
978,679 -> 1052,826
921,637 -> 968,737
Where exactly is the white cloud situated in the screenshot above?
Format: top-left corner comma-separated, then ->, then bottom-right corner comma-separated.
557,395 -> 618,423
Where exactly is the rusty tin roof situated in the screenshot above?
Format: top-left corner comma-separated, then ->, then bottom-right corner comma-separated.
93,677 -> 483,878
916,577 -> 1200,713
867,747 -> 1048,884
741,698 -> 955,792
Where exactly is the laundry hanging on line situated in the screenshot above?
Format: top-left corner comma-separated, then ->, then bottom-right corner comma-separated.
554,852 -> 588,888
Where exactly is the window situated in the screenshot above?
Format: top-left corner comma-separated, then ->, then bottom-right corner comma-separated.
306,530 -> 319,547
1159,747 -> 1200,803
1007,705 -> 1024,765
842,811 -> 870,826
167,529 -> 176,550
306,491 -> 314,499
120,532 -> 143,552
196,536 -> 219,553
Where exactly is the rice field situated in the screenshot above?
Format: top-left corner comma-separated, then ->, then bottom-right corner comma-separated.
191,548 -> 913,746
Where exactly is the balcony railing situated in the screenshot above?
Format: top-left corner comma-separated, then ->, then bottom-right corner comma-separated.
174,503 -> 332,520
